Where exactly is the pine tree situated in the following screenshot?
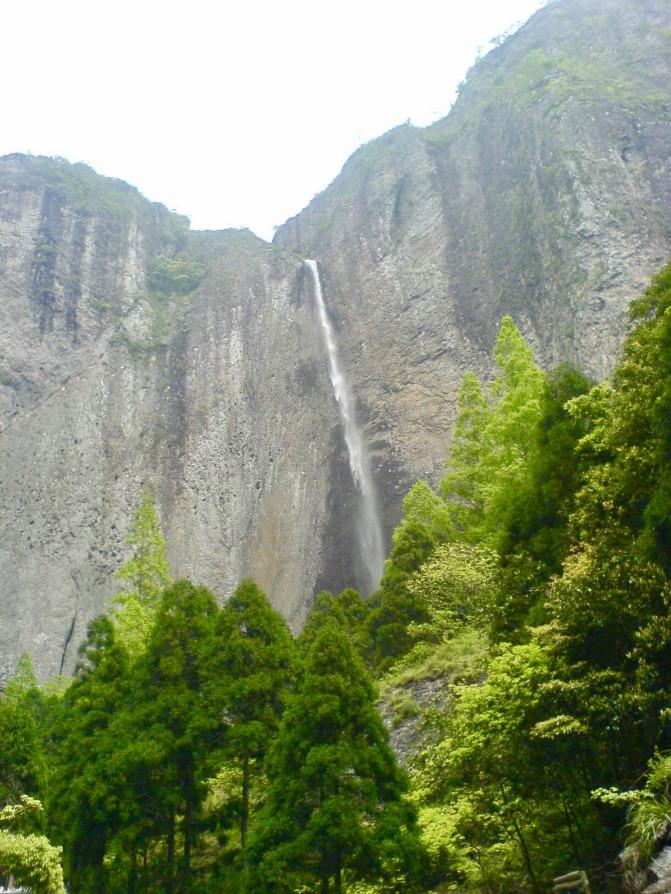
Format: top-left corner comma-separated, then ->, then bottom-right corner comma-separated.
440,370 -> 491,536
367,517 -> 434,669
249,621 -> 424,894
210,579 -> 296,855
133,580 -> 220,894
299,588 -> 370,659
49,616 -> 131,894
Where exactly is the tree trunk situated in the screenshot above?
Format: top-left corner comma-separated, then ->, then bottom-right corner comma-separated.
241,750 -> 250,850
167,810 -> 176,894
510,811 -> 541,894
500,784 -> 541,894
127,842 -> 138,894
183,793 -> 193,892
334,862 -> 342,894
562,796 -> 583,865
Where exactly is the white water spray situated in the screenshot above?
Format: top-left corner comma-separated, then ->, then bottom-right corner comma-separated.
305,259 -> 384,593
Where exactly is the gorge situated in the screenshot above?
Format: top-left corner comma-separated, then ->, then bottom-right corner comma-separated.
1,0 -> 671,680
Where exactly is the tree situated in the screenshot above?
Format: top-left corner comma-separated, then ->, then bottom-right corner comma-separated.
440,371 -> 491,537
413,639 -> 608,893
300,587 -> 370,659
499,365 -> 592,566
210,579 -> 296,855
492,364 -> 593,638
406,542 -> 498,643
132,580 -> 220,894
407,267 -> 671,893
0,656 -> 45,805
0,796 -> 65,894
567,263 -> 671,572
49,616 -> 132,894
367,519 -> 435,669
114,492 -> 172,656
401,481 -> 453,545
249,621 -> 425,894
58,580 -> 224,894
441,317 -> 545,550
419,268 -> 671,891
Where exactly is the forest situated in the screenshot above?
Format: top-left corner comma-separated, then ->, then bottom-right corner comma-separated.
2,260 -> 671,894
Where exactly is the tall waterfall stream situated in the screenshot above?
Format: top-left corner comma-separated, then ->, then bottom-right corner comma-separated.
305,259 -> 384,593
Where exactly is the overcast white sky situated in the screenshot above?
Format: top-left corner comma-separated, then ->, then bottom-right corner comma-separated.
2,0 -> 546,240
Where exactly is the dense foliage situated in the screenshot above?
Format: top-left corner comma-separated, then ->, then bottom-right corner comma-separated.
0,496 -> 421,893
373,262 -> 671,892
2,263 -> 671,892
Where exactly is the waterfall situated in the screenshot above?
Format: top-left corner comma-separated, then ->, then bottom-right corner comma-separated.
304,259 -> 384,594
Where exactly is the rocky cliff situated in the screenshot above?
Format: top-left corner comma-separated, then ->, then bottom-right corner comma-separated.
276,0 -> 671,529
0,157 -> 347,679
1,0 -> 671,679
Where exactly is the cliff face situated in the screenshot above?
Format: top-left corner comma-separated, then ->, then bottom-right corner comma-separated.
1,0 -> 671,679
0,157 -> 348,679
276,0 -> 671,529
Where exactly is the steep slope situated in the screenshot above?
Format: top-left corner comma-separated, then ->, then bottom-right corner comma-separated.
276,0 -> 671,532
0,156 -> 351,680
1,0 -> 671,680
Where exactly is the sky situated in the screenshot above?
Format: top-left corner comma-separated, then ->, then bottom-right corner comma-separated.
2,0 -> 546,241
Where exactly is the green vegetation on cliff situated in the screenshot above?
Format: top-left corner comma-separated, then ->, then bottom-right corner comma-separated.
367,261 -> 671,892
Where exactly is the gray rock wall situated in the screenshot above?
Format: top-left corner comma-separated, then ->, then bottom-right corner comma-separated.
2,0 -> 671,680
0,159 -> 342,680
275,0 -> 671,538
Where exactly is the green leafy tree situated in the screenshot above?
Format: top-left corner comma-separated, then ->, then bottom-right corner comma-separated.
406,542 -> 498,643
114,492 -> 173,655
5,653 -> 39,700
440,371 -> 491,537
370,317 -> 543,664
413,640 -> 608,893
441,317 -> 545,550
499,365 -> 592,567
567,263 -> 671,571
492,364 -> 593,638
249,621 -> 425,894
0,796 -> 65,894
401,481 -> 453,545
416,266 -> 671,892
0,656 -> 45,805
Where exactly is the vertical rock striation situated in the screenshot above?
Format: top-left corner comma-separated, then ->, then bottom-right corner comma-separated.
1,0 -> 671,678
275,0 -> 671,536
0,157 -> 343,679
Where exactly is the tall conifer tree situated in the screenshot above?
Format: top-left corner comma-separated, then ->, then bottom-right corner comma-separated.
249,621 -> 424,893
210,579 -> 296,854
